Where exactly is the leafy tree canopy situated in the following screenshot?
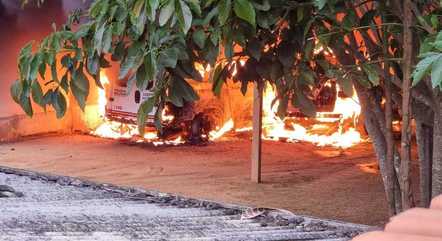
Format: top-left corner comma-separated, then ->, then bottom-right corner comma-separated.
11,0 -> 442,134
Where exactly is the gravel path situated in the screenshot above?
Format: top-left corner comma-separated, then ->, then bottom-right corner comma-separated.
0,167 -> 371,241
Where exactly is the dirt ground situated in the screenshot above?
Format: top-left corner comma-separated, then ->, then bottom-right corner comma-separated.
0,134 -> 388,226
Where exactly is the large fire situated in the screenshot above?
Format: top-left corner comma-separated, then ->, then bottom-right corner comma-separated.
259,83 -> 362,148
90,71 -> 363,148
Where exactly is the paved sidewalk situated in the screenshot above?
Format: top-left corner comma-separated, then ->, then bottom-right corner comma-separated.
0,167 -> 370,241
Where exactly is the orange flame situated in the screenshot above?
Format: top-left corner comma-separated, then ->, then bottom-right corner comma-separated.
91,71 -> 362,148
209,119 -> 234,140
259,83 -> 362,148
90,71 -> 184,146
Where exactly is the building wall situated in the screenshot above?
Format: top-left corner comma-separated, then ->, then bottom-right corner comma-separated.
0,0 -> 253,141
0,0 -> 90,141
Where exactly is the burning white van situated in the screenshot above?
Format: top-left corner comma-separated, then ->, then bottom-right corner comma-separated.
105,76 -> 157,126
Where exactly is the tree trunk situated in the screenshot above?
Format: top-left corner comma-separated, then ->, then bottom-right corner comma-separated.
432,96 -> 442,197
354,81 -> 400,213
382,15 -> 397,215
413,100 -> 434,207
392,148 -> 403,212
399,0 -> 414,210
416,121 -> 433,206
385,84 -> 397,215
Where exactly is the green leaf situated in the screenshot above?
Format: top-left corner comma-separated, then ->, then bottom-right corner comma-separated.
210,64 -> 228,96
247,38 -> 261,60
19,94 -> 34,117
303,41 -> 313,60
159,0 -> 175,26
102,26 -> 113,53
31,81 -> 44,107
359,10 -> 376,26
132,0 -> 144,18
169,75 -> 199,106
178,61 -> 203,81
342,11 -> 357,31
202,41 -> 219,66
50,33 -> 62,52
186,0 -> 201,16
277,95 -> 288,119
303,18 -> 315,39
154,105 -> 163,133
71,67 -> 90,110
252,0 -> 270,11
233,0 -> 255,27
412,53 -> 440,86
119,42 -> 144,79
94,23 -> 106,54
314,0 -> 327,10
87,54 -> 100,76
300,70 -> 315,85
136,63 -> 148,90
60,73 -> 70,93
137,97 -> 156,135
362,64 -> 379,86
192,29 -> 207,49
19,42 -> 33,81
431,14 -> 439,29
50,63 -> 58,83
210,27 -> 220,45
218,0 -> 231,25
146,0 -> 160,21
158,47 -> 179,68
52,90 -> 67,119
297,7 -> 304,22
432,32 -> 442,51
10,80 -> 23,104
145,52 -> 157,82
132,3 -> 147,37
277,42 -> 294,67
431,56 -> 442,88
38,59 -> 47,79
29,53 -> 43,81
419,37 -> 435,56
112,41 -> 126,61
292,90 -> 316,118
43,89 -> 54,106
176,0 -> 193,34
61,54 -> 72,68
335,74 -> 353,97
240,80 -> 248,95
270,61 -> 283,81
198,5 -> 218,25
74,23 -> 92,39
113,21 -> 126,35
126,74 -> 136,95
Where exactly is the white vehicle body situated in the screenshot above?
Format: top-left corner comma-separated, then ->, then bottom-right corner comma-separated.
105,80 -> 157,125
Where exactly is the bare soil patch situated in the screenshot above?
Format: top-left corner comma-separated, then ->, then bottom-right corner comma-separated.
0,134 -> 388,226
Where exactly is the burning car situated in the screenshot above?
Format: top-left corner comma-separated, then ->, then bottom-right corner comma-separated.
102,72 -> 219,145
93,65 -> 365,149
